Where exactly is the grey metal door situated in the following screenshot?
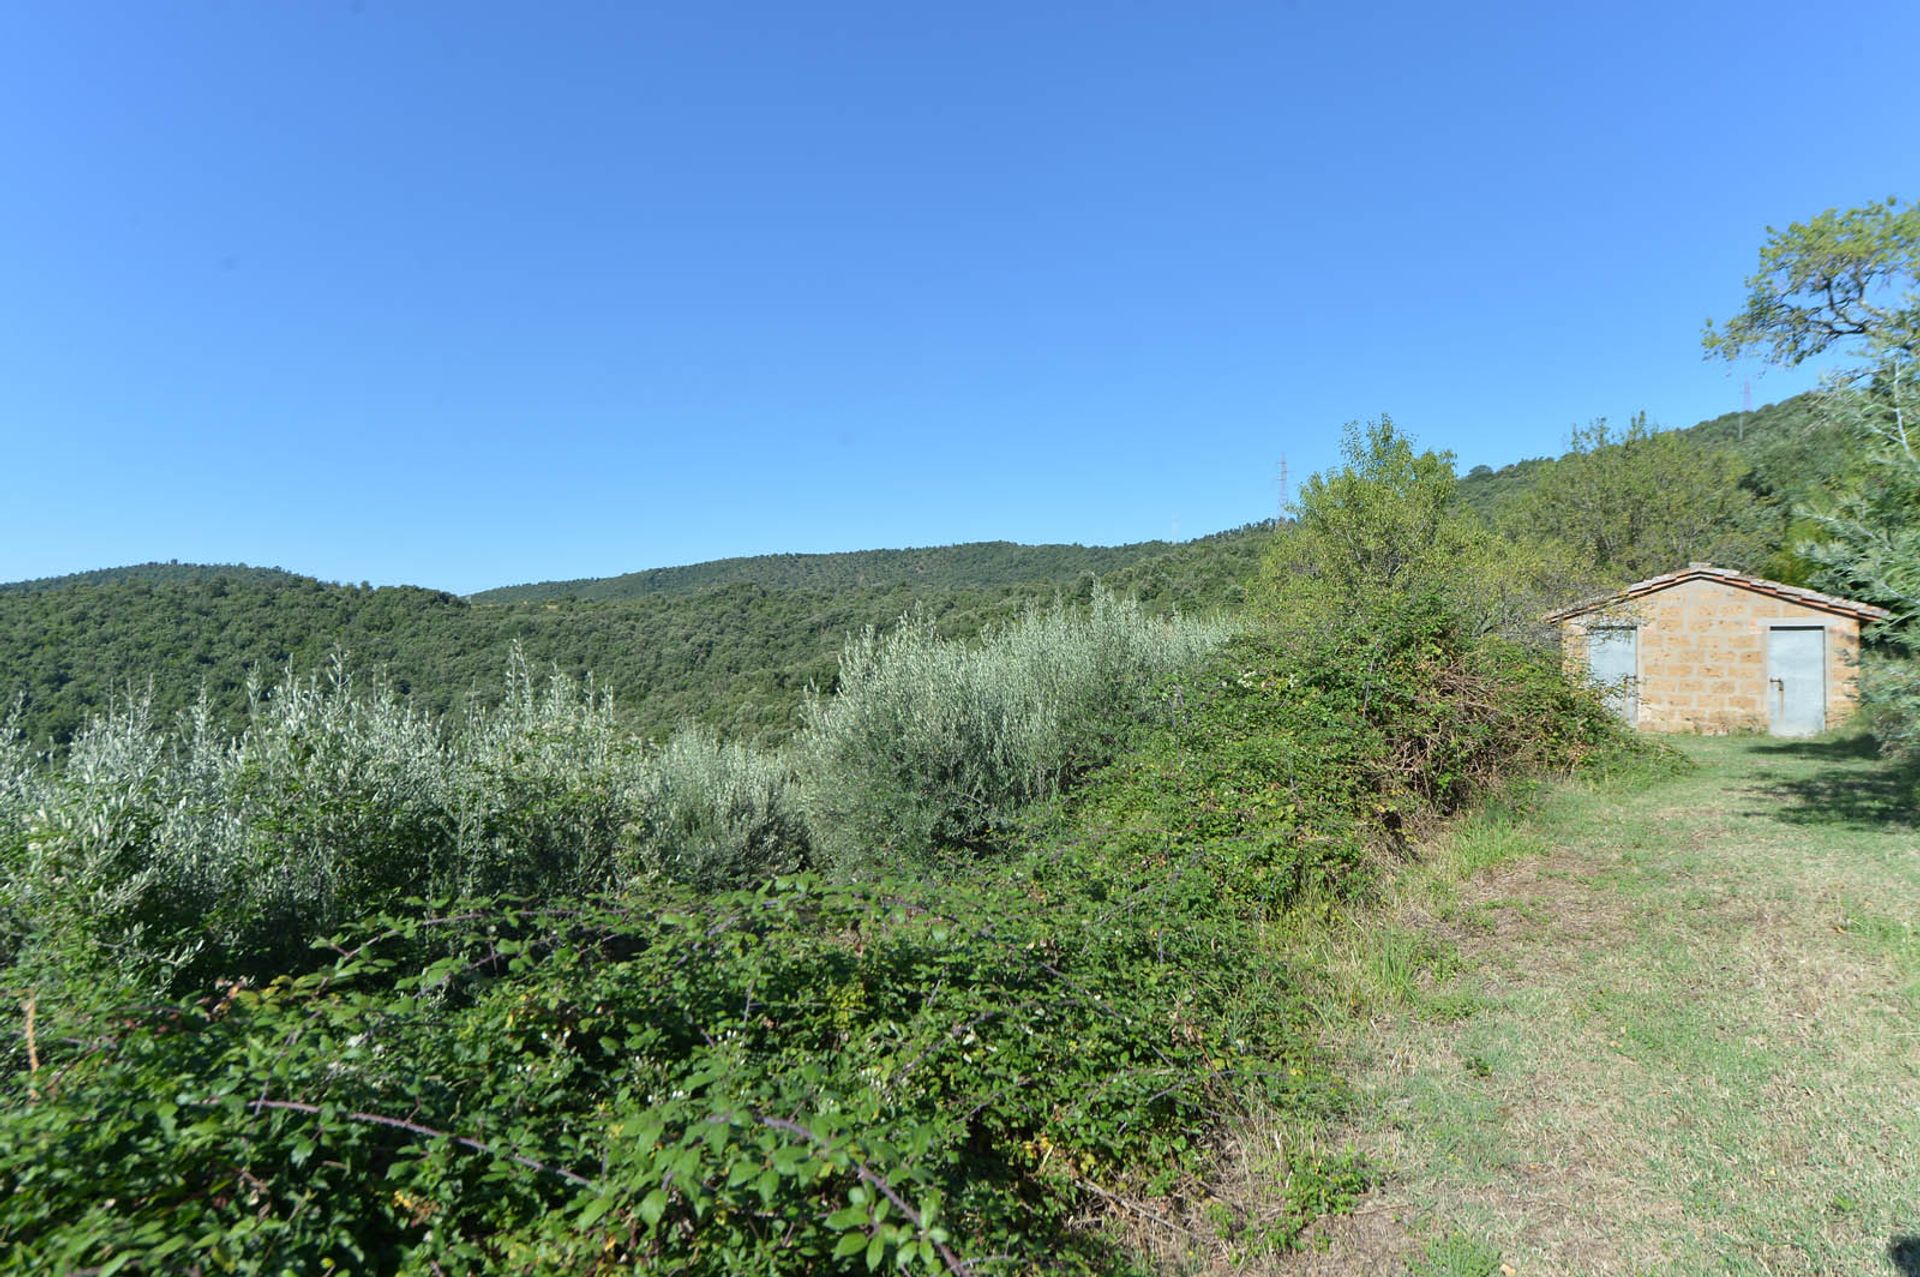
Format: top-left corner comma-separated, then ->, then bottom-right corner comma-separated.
1767,626 -> 1826,736
1587,627 -> 1638,725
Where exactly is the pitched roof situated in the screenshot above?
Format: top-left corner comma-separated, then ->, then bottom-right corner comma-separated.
1544,563 -> 1892,624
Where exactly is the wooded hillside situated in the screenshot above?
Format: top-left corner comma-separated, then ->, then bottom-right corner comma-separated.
0,393 -> 1844,753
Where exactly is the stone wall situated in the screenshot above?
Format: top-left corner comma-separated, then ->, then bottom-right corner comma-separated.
1559,577 -> 1863,734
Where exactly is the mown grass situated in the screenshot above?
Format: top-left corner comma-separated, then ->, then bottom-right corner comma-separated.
1259,731 -> 1920,1276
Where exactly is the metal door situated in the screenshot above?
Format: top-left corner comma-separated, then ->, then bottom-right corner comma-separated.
1587,627 -> 1638,725
1767,626 -> 1826,736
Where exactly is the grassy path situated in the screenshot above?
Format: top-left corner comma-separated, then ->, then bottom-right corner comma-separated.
1285,734 -> 1920,1276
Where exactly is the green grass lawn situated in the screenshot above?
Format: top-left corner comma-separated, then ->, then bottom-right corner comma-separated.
1267,733 -> 1920,1276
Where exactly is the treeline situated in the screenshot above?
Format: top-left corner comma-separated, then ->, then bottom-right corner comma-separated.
0,392 -> 1849,757
0,561 -> 310,596
469,538 -> 1196,604
0,538 -> 1271,753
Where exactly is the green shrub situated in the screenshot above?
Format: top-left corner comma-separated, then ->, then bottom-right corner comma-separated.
0,653 -> 811,999
797,588 -> 1231,870
627,727 -> 809,888
1255,417 -> 1590,651
1064,631 -> 1630,912
0,869 -> 1336,1274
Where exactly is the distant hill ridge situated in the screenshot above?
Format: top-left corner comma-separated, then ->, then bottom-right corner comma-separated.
467,538 -> 1203,604
0,562 -> 317,595
0,390 -> 1824,606
0,392 -> 1837,751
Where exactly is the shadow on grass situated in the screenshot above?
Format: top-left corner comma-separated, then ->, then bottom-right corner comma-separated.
1738,736 -> 1918,831
1750,734 -> 1884,762
1889,1236 -> 1920,1276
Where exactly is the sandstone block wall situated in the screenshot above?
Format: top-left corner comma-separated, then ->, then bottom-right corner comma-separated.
1560,577 -> 1863,734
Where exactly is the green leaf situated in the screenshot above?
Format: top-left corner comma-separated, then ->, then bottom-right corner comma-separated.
833,1232 -> 869,1259
638,1189 -> 669,1228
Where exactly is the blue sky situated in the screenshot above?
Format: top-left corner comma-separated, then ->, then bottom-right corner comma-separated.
2,1 -> 1915,594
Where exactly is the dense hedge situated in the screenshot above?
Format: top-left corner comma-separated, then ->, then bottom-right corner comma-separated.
0,869 -> 1336,1275
1068,630 -> 1629,911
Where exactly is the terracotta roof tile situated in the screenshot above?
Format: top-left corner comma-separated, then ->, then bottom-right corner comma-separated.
1544,565 -> 1892,624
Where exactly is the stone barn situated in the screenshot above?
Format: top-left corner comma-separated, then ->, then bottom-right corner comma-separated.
1545,563 -> 1889,736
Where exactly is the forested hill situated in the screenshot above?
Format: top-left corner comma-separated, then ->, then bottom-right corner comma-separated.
1453,390 -> 1832,519
0,391 -> 1841,753
0,561 -> 312,595
469,538 -> 1190,603
0,529 -> 1273,753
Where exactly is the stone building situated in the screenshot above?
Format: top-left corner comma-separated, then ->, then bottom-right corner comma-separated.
1545,564 -> 1889,736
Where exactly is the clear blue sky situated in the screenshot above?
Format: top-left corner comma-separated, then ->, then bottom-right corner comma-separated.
3,2 -> 1915,594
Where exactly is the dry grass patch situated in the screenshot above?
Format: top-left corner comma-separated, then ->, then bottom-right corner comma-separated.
1260,734 -> 1920,1276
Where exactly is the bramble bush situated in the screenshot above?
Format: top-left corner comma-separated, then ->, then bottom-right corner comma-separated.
1093,417 -> 1638,911
1064,625 -> 1629,913
0,867 -> 1336,1274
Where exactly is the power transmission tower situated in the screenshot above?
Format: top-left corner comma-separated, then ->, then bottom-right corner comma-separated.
1275,455 -> 1290,527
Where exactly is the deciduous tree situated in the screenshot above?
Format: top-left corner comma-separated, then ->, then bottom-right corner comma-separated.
1502,413 -> 1766,583
1703,197 -> 1918,369
1257,417 -> 1583,649
1709,196 -> 1920,762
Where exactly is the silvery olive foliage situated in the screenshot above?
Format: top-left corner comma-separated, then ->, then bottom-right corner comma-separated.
797,587 -> 1233,869
628,727 -> 809,889
0,593 -> 1227,994
0,648 -> 808,995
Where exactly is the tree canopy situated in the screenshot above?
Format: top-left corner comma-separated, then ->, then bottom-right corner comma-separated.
1255,417 -> 1581,647
1501,413 -> 1768,583
1703,197 -> 1919,368
1709,196 -> 1920,765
